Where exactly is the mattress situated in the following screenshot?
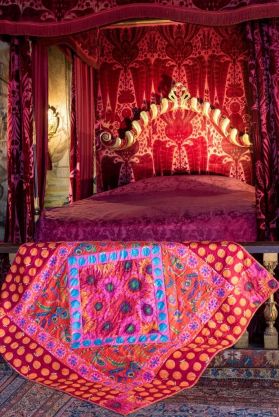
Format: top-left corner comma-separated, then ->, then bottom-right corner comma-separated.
36,175 -> 257,242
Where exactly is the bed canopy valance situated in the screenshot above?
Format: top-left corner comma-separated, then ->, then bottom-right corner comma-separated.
0,1 -> 278,35
0,0 -> 278,244
100,82 -> 252,150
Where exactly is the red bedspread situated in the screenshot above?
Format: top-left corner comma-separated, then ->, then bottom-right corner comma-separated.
36,176 -> 257,242
0,241 -> 277,415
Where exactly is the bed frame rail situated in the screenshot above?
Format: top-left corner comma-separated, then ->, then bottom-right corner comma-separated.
1,241 -> 279,254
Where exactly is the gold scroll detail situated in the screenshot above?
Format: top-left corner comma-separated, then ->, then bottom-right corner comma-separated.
100,82 -> 251,150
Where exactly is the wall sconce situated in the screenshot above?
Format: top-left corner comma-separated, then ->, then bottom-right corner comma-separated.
48,105 -> 60,138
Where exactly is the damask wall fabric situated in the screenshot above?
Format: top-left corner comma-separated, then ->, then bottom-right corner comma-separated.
96,24 -> 253,190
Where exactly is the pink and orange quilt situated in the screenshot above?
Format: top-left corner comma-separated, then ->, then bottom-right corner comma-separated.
0,241 -> 277,415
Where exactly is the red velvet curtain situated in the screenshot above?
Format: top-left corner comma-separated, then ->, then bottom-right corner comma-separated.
246,19 -> 279,240
32,42 -> 49,211
5,37 -> 34,243
70,54 -> 95,202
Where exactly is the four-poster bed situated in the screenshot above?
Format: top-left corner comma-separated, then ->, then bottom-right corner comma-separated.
0,1 -> 278,416
36,83 -> 257,243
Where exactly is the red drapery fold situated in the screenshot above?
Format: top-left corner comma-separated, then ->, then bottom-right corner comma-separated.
32,42 -> 49,211
70,55 -> 95,202
5,37 -> 34,243
245,19 -> 279,240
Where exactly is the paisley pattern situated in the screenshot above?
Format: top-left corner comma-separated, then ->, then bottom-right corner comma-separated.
0,240 -> 277,415
68,245 -> 170,348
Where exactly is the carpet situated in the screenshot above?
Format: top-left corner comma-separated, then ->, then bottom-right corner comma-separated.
1,363 -> 279,417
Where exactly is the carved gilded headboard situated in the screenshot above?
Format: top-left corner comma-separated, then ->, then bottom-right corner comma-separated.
100,82 -> 251,150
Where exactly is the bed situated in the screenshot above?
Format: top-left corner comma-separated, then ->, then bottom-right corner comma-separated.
35,82 -> 257,244
36,174 -> 257,243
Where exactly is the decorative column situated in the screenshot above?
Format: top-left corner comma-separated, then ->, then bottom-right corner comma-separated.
263,253 -> 278,350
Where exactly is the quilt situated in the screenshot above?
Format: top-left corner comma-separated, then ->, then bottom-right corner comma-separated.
0,241 -> 277,415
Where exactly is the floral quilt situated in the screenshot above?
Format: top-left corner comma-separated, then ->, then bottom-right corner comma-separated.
0,241 -> 277,415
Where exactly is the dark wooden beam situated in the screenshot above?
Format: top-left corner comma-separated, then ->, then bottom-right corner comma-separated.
0,244 -> 20,253
0,242 -> 279,255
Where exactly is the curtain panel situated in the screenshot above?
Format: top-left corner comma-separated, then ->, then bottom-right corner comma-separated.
70,55 -> 95,202
32,42 -> 49,211
246,19 -> 279,240
5,37 -> 34,243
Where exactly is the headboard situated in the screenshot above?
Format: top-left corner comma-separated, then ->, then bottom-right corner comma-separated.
100,83 -> 251,150
98,82 -> 252,189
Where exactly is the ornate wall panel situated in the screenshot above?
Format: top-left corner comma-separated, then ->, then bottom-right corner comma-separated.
96,23 -> 252,190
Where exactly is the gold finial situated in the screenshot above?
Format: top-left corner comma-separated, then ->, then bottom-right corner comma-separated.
263,253 -> 278,349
